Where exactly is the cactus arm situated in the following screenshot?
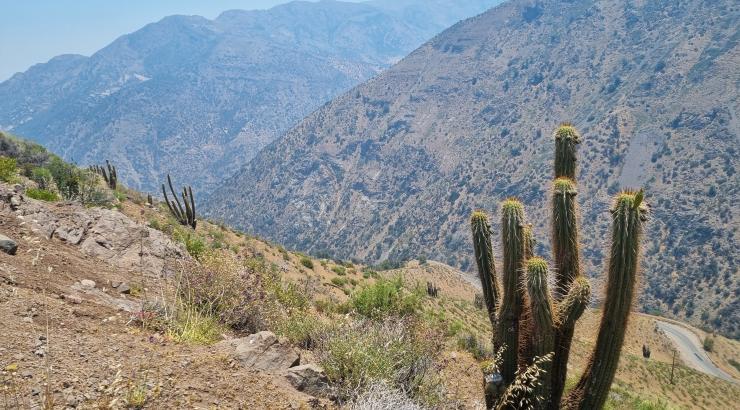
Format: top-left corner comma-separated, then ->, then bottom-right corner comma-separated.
525,257 -> 555,408
188,185 -> 196,228
498,199 -> 527,385
553,124 -> 580,180
167,174 -> 185,216
471,211 -> 500,330
564,191 -> 648,410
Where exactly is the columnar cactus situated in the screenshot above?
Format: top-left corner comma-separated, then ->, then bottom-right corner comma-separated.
470,124 -> 648,409
90,160 -> 117,189
162,174 -> 197,229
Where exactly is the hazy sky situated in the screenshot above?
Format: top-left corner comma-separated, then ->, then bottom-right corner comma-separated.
0,0 -> 363,81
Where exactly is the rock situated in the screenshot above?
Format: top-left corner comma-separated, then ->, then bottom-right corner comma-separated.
62,294 -> 83,304
222,331 -> 300,371
111,281 -> 122,288
80,279 -> 96,289
284,364 -> 330,398
9,195 -> 22,210
0,233 -> 17,255
116,283 -> 131,294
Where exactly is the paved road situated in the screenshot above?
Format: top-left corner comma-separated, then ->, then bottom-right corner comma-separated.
655,320 -> 735,383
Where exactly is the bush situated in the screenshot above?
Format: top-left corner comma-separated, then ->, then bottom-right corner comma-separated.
177,250 -> 266,333
275,313 -> 327,349
26,188 -> 59,202
703,336 -> 714,352
167,304 -> 224,345
348,383 -> 424,410
350,276 -> 420,320
31,167 -> 53,189
332,265 -> 347,275
300,256 -> 314,269
0,156 -> 17,182
332,277 -> 349,287
174,228 -> 207,259
318,319 -> 437,402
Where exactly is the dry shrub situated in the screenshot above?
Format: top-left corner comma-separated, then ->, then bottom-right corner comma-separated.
177,249 -> 268,333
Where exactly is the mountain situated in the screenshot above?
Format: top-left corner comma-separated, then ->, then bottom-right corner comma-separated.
206,0 -> 740,338
0,0 -> 500,192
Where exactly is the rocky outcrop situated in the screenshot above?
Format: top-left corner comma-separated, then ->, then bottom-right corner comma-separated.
284,364 -> 330,398
220,331 -> 300,372
0,183 -> 185,277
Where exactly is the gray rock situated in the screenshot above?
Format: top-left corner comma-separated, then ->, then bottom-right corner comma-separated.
80,279 -> 96,289
116,283 -> 131,294
222,331 -> 299,371
284,364 -> 330,398
0,233 -> 17,255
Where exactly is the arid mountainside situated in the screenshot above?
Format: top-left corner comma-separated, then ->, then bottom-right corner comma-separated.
0,0 -> 499,193
206,0 -> 740,338
1,180 -> 739,409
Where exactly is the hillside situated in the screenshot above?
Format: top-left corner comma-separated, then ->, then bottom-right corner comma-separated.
206,0 -> 740,338
0,0 -> 499,193
2,184 -> 739,408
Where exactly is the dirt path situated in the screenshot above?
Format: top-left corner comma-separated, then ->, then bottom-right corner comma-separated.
656,320 -> 736,383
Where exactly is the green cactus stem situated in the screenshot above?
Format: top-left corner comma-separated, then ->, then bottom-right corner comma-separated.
162,174 -> 197,229
525,257 -> 555,408
554,124 -> 580,180
471,211 -> 500,330
564,190 -> 648,410
498,199 -> 526,384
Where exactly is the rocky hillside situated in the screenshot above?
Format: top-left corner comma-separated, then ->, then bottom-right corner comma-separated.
2,180 -> 739,408
0,0 -> 499,193
206,0 -> 740,338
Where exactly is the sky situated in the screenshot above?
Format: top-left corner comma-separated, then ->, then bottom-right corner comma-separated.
0,0 -> 362,81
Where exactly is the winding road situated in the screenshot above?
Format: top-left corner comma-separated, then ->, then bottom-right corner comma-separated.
655,320 -> 736,383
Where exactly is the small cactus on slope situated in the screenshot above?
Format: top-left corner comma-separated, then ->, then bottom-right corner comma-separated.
162,174 -> 197,229
470,124 -> 648,409
89,160 -> 117,189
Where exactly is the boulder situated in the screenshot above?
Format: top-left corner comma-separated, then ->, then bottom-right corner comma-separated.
223,331 -> 299,371
0,233 -> 17,255
284,364 -> 330,398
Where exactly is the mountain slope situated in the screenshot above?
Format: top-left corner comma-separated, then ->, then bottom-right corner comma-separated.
0,0 -> 500,192
206,0 -> 740,338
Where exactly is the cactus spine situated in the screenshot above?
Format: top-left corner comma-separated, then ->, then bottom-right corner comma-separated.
162,174 -> 197,229
469,124 -> 647,409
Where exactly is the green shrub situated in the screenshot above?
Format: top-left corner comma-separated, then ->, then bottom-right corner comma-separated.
332,265 -> 347,275
31,167 -> 53,189
703,336 -> 714,352
331,277 -> 348,287
350,276 -> 420,320
25,188 -> 59,202
271,280 -> 310,311
167,304 -> 224,345
729,358 -> 740,372
174,228 -> 207,259
300,256 -> 314,269
275,313 -> 327,349
318,319 -> 437,402
0,156 -> 17,182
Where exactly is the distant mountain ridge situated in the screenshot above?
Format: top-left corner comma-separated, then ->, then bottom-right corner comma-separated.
206,0 -> 740,338
0,0 -> 500,192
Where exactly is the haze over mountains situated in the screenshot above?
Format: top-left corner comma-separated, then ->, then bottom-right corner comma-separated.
206,0 -> 740,338
0,0 -> 499,192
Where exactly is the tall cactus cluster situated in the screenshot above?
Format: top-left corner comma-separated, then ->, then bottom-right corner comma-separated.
470,124 -> 648,409
162,174 -> 197,229
89,160 -> 117,189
